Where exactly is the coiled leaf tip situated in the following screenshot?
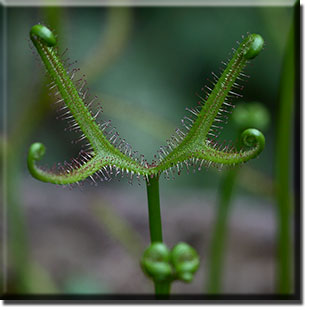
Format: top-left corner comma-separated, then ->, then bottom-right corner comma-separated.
241,128 -> 265,151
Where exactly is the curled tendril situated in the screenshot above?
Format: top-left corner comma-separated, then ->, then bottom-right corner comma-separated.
28,142 -> 45,161
241,128 -> 265,152
27,24 -> 266,185
141,243 -> 173,283
27,142 -> 105,184
27,142 -> 46,180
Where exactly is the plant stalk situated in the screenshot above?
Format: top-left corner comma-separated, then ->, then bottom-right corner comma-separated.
146,176 -> 170,296
275,18 -> 296,294
207,168 -> 238,293
146,176 -> 163,243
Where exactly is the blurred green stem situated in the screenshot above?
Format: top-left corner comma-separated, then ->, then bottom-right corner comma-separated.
275,18 -> 295,294
7,62 -> 53,294
6,6 -> 132,293
207,168 -> 238,293
146,176 -> 171,296
6,7 -> 62,293
7,151 -> 31,292
206,99 -> 271,293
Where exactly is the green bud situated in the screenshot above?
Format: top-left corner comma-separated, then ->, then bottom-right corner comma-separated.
141,242 -> 172,283
232,102 -> 270,131
170,242 -> 199,283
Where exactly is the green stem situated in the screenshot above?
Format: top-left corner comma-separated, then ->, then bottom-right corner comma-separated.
7,150 -> 31,292
146,176 -> 163,243
275,13 -> 296,294
5,8 -> 62,293
155,282 -> 170,296
146,176 -> 170,296
207,168 -> 238,294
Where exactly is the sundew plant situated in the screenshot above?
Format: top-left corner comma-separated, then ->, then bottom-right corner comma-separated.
27,23 -> 265,296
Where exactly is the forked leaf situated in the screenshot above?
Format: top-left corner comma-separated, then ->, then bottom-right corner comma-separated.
28,24 -> 265,185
